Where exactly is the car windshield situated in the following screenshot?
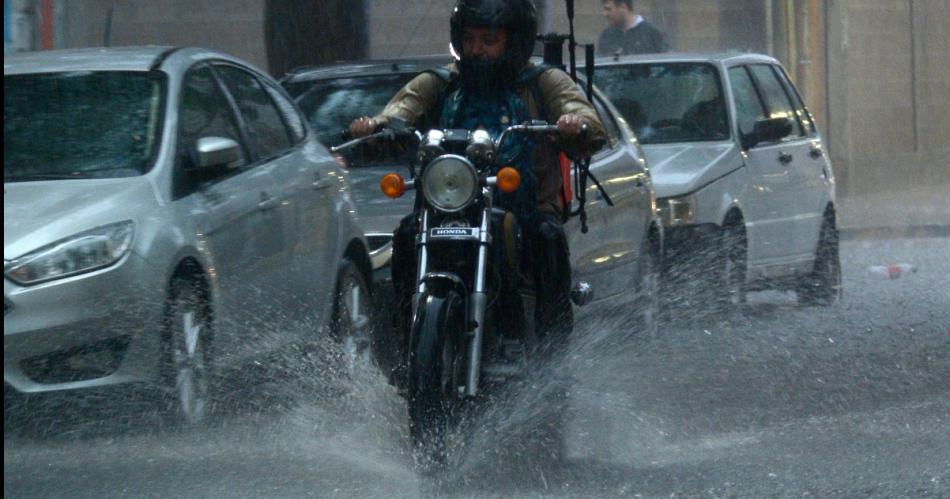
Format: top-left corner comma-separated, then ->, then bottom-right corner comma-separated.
596,62 -> 730,145
4,71 -> 165,182
289,73 -> 414,165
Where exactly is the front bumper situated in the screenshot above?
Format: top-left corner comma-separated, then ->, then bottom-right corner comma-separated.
4,252 -> 165,394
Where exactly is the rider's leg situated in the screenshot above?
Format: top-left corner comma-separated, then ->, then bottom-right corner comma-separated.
528,213 -> 574,343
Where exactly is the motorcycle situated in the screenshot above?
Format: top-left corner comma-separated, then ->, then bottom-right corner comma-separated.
332,119 -> 590,470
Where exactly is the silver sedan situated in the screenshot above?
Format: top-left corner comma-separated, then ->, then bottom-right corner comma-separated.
4,47 -> 374,425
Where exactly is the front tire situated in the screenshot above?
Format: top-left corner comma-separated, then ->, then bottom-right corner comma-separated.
716,221 -> 748,311
408,291 -> 465,474
332,259 -> 375,374
162,277 -> 213,426
632,238 -> 661,340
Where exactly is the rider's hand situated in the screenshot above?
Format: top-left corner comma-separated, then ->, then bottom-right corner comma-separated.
557,114 -> 587,137
349,116 -> 378,138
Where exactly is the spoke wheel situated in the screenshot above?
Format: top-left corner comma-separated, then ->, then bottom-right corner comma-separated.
333,260 -> 374,373
408,291 -> 465,475
164,278 -> 212,426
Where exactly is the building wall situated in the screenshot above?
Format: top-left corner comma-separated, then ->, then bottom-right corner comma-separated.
826,0 -> 949,196
58,0 -> 268,70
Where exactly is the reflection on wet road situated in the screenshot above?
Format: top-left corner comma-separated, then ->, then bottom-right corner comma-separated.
5,237 -> 949,497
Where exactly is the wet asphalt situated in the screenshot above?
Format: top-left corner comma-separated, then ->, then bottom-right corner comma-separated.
4,235 -> 949,498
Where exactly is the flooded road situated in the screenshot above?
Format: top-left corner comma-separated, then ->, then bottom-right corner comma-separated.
5,236 -> 949,498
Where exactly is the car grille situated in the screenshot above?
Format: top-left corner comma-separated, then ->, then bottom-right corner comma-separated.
20,336 -> 132,385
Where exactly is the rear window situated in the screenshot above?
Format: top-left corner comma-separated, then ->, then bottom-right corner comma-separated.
4,71 -> 166,181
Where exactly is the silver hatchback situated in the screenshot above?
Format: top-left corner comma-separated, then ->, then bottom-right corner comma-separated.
4,47 -> 374,424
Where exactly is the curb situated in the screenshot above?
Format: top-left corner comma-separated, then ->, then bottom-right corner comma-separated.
840,224 -> 950,241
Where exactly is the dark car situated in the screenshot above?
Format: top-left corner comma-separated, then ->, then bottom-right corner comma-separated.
282,57 -> 663,370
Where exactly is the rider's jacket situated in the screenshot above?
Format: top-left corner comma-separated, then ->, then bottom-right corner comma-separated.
373,62 -> 607,218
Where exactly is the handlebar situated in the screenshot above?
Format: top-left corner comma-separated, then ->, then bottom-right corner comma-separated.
330,127 -> 423,154
331,120 -> 587,154
495,121 -> 587,149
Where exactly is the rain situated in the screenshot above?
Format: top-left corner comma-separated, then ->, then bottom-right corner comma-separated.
4,1 -> 949,497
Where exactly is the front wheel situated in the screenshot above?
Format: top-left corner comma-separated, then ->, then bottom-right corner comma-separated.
332,259 -> 375,373
162,277 -> 213,426
408,291 -> 466,474
716,221 -> 748,311
632,238 -> 661,340
798,217 -> 842,306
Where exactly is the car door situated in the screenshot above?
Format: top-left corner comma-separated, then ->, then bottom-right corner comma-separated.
566,92 -> 646,301
775,65 -> 830,253
175,64 -> 281,359
213,63 -> 337,331
727,64 -> 799,264
746,64 -> 818,261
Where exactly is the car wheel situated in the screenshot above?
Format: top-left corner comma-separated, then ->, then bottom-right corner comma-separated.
717,221 -> 747,310
632,239 -> 661,340
332,259 -> 374,373
798,217 -> 842,306
163,277 -> 212,426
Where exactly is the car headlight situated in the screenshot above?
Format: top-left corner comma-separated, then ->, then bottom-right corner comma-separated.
658,195 -> 697,227
422,155 -> 478,213
4,221 -> 135,285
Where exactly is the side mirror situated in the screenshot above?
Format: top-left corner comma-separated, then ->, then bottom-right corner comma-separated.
742,117 -> 793,150
195,137 -> 241,169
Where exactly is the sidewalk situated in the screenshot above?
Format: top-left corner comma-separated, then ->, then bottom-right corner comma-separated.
838,183 -> 950,239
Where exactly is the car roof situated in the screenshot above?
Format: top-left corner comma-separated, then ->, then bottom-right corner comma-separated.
3,46 -> 259,75
282,51 -> 781,84
283,55 -> 454,83
595,51 -> 779,67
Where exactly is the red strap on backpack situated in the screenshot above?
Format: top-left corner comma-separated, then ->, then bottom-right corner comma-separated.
558,152 -> 573,212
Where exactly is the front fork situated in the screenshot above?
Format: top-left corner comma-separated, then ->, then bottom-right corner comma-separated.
412,197 -> 492,398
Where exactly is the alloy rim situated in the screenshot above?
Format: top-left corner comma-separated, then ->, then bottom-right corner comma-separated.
174,309 -> 207,425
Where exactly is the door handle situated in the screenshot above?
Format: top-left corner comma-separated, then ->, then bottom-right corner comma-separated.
778,152 -> 794,165
809,146 -> 824,159
257,192 -> 278,211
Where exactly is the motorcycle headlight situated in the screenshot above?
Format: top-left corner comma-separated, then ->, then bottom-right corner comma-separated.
422,155 -> 479,212
658,195 -> 697,227
5,221 -> 135,285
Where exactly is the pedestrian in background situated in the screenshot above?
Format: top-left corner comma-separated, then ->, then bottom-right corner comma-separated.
597,0 -> 670,56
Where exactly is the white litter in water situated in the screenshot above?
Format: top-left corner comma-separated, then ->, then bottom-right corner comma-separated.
869,263 -> 915,280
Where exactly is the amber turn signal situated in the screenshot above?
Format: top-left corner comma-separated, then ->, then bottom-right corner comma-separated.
380,173 -> 406,198
496,167 -> 521,194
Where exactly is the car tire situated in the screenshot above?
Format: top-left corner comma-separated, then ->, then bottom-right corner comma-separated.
798,216 -> 842,306
632,238 -> 661,340
332,259 -> 375,374
162,277 -> 213,427
716,221 -> 747,311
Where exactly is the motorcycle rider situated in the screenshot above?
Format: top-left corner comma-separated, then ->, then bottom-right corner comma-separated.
349,0 -> 606,354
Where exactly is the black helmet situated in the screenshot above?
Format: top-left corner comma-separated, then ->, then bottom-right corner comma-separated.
450,0 -> 538,94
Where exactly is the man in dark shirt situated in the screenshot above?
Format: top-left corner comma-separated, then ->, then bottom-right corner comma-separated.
597,0 -> 670,56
